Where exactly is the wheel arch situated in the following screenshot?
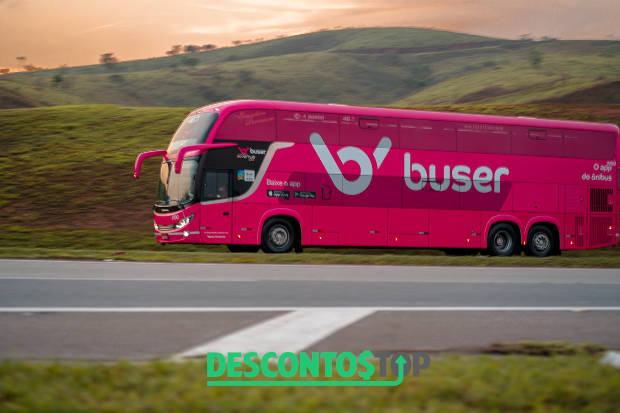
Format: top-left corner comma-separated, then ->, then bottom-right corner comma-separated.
484,215 -> 523,246
258,208 -> 304,247
525,217 -> 562,252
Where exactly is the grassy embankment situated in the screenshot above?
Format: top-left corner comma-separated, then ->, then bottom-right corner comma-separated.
1,348 -> 619,413
1,28 -> 619,108
0,104 -> 619,266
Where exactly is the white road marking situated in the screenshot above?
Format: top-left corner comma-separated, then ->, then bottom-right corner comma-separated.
2,307 -> 620,312
176,308 -> 376,358
0,277 -> 258,282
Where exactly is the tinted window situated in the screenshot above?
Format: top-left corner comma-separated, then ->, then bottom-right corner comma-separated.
167,112 -> 218,154
277,111 -> 338,144
339,114 -> 398,147
203,140 -> 271,198
457,124 -> 511,154
400,119 -> 456,151
214,109 -> 275,141
511,127 -> 564,157
564,130 -> 616,159
200,170 -> 231,201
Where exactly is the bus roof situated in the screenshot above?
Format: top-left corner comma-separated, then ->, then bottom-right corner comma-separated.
196,99 -> 619,134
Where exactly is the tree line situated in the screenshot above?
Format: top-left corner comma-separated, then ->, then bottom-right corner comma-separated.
1,37 -> 269,74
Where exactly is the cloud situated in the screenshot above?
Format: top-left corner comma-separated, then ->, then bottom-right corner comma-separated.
0,0 -> 619,68
74,21 -> 124,35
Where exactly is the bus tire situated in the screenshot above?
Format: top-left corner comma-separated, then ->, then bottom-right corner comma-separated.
487,223 -> 517,256
527,225 -> 554,257
261,218 -> 295,253
227,244 -> 260,253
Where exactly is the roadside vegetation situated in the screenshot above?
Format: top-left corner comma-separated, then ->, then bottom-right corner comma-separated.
1,352 -> 619,413
0,104 -> 618,266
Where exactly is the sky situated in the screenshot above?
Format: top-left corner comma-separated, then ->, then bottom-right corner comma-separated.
1,0 -> 619,70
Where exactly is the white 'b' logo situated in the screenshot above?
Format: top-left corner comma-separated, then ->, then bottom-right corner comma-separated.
310,133 -> 391,195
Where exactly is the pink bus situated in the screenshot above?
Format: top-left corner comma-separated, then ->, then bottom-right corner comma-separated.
134,100 -> 619,257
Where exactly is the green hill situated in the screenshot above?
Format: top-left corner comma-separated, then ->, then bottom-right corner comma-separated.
1,103 -> 619,252
2,27 -> 619,108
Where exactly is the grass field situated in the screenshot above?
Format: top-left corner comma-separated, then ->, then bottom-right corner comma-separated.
1,28 -> 619,108
2,247 -> 620,267
0,103 -> 619,265
1,352 -> 619,413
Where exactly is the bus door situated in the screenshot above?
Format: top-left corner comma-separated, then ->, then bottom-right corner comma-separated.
200,169 -> 233,244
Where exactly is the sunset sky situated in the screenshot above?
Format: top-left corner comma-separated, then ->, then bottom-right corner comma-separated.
1,0 -> 619,70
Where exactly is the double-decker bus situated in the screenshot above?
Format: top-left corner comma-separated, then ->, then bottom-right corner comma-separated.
134,100 -> 619,257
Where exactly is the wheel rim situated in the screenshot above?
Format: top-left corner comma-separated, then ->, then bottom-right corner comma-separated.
493,230 -> 512,253
270,225 -> 289,247
532,232 -> 550,252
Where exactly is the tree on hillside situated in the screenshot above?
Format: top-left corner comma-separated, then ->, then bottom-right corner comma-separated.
232,40 -> 243,46
201,44 -> 216,51
52,74 -> 63,86
99,53 -> 118,69
0,68 -> 9,74
184,45 -> 200,53
528,50 -> 543,68
166,45 -> 182,56
182,56 -> 199,67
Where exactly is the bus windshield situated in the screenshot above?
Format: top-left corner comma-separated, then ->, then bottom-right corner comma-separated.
156,158 -> 199,207
167,112 -> 218,154
155,111 -> 218,208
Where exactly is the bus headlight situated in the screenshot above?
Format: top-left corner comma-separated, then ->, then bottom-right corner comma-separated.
175,214 -> 194,230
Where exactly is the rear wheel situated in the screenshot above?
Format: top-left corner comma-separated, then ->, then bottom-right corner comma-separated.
487,223 -> 518,256
527,225 -> 554,257
261,218 -> 295,253
227,244 -> 260,253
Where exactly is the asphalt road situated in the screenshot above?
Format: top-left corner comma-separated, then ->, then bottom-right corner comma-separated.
1,259 -> 619,360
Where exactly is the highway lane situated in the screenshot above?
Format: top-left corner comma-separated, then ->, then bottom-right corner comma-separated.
2,259 -> 620,283
1,259 -> 620,308
2,278 -> 620,307
1,259 -> 619,359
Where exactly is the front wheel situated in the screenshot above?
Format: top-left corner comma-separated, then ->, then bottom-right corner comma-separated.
487,223 -> 518,256
261,218 -> 295,253
527,225 -> 554,257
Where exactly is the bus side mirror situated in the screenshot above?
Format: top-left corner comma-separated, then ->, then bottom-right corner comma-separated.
134,150 -> 168,179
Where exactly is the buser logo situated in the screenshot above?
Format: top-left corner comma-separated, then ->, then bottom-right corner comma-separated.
311,132 -> 391,195
311,132 -> 510,196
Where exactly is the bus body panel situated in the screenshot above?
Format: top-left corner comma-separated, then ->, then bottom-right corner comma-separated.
150,100 -> 619,252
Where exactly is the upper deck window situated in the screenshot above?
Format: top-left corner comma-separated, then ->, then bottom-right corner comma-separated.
214,109 -> 276,141
277,111 -> 338,144
400,119 -> 456,151
456,123 -> 511,154
511,127 -> 563,157
340,114 -> 398,147
167,112 -> 218,154
564,130 -> 616,160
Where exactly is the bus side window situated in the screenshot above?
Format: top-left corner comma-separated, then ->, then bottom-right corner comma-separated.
201,170 -> 230,201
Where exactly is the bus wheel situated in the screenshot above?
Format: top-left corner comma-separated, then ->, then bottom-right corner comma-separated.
262,218 -> 295,253
227,244 -> 260,253
527,225 -> 554,257
487,223 -> 517,256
